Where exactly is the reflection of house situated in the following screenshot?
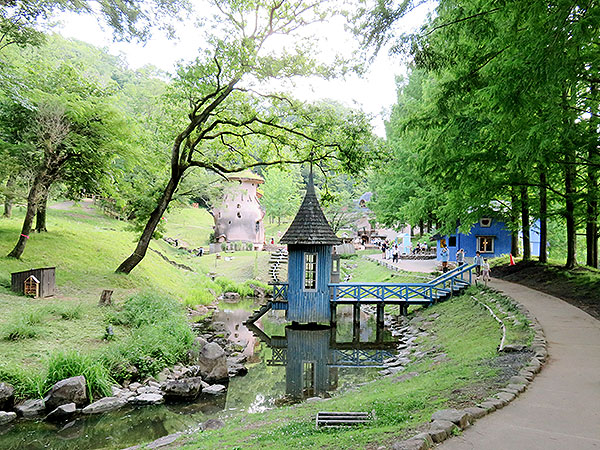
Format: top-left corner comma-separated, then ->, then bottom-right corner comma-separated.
212,171 -> 265,250
247,323 -> 395,399
436,218 -> 541,261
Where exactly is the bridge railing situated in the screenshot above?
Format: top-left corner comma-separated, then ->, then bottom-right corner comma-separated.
330,282 -> 436,303
429,264 -> 476,291
271,283 -> 289,301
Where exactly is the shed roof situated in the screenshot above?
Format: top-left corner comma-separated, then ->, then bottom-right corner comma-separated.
280,172 -> 342,246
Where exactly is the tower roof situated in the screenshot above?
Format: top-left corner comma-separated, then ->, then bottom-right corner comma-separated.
280,172 -> 342,246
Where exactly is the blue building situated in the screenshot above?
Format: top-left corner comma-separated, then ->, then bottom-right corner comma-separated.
436,217 -> 541,262
279,172 -> 342,324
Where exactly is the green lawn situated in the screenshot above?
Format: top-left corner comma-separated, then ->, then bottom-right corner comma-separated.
164,207 -> 214,247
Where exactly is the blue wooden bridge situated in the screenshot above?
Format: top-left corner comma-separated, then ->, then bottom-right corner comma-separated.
246,263 -> 476,326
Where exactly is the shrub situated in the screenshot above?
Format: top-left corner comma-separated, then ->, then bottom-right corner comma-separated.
0,364 -> 45,399
45,350 -> 115,401
101,292 -> 195,381
182,287 -> 215,307
1,319 -> 42,341
215,277 -> 255,297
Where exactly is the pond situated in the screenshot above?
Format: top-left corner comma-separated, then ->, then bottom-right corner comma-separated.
0,303 -> 397,450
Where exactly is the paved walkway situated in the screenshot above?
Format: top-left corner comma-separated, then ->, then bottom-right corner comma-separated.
440,279 -> 600,450
366,253 -> 438,274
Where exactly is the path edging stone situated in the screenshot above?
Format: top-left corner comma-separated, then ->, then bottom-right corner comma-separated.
390,287 -> 547,448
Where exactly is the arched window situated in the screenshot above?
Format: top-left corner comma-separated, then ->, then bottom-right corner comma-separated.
237,212 -> 241,218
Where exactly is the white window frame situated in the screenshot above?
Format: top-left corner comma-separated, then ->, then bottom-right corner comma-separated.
477,236 -> 495,253
480,218 -> 493,228
304,253 -> 318,291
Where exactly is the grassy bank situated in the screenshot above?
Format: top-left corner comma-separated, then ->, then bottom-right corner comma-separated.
0,202 -> 268,400
178,286 -> 533,449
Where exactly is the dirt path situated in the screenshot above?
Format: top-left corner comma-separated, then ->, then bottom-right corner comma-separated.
440,278 -> 600,450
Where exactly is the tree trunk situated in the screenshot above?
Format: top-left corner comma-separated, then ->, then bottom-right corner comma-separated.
539,171 -> 548,263
565,148 -> 577,269
585,83 -> 598,268
3,174 -> 15,218
35,188 -> 49,233
116,173 -> 182,274
418,219 -> 424,237
510,187 -> 519,257
7,173 -> 48,258
521,185 -> 531,261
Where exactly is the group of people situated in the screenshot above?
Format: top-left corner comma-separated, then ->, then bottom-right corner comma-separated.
439,247 -> 491,282
380,241 -> 401,263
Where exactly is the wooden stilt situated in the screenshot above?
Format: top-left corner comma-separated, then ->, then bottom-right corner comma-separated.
353,303 -> 360,343
330,303 -> 337,327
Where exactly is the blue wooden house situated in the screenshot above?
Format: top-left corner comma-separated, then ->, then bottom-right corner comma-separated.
436,218 -> 541,262
279,172 -> 341,324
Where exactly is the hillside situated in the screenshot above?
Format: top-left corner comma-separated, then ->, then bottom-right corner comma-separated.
0,201 -> 267,388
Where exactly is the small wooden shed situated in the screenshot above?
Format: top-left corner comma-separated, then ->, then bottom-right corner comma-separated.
11,267 -> 56,298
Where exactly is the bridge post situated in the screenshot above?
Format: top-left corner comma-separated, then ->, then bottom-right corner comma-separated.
330,303 -> 337,327
376,303 -> 384,330
353,303 -> 360,343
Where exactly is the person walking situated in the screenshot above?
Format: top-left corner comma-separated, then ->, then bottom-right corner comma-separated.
473,251 -> 484,278
440,246 -> 449,273
456,248 -> 465,266
482,258 -> 491,284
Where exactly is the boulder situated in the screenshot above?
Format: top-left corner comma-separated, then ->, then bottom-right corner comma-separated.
162,377 -> 203,400
464,406 -> 487,420
15,399 -> 46,418
202,384 -> 226,395
146,432 -> 182,449
201,418 -> 225,430
44,376 -> 87,411
194,342 -> 229,383
428,419 -> 457,443
391,433 -> 433,450
0,383 -> 15,411
431,409 -> 470,429
0,411 -> 17,426
187,337 -> 209,364
227,364 -> 248,377
82,397 -> 126,414
45,403 -> 76,422
129,393 -> 164,405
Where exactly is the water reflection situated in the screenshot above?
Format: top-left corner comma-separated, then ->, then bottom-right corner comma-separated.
247,318 -> 396,400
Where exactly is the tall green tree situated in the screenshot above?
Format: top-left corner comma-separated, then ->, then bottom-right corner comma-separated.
115,0 -> 375,274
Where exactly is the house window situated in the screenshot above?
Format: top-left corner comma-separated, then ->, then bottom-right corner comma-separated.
255,221 -> 260,232
448,235 -> 457,247
480,218 -> 492,227
303,361 -> 315,395
477,236 -> 495,253
304,253 -> 317,290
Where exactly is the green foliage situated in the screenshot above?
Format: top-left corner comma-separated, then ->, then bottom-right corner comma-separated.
0,363 -> 45,399
102,292 -> 195,380
45,350 -> 115,401
1,319 -> 42,341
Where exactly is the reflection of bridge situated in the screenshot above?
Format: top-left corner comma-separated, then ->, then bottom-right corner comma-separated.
246,323 -> 397,399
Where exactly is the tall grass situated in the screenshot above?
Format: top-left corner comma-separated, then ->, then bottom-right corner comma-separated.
103,292 -> 195,381
45,351 -> 115,401
1,308 -> 47,341
0,364 -> 45,399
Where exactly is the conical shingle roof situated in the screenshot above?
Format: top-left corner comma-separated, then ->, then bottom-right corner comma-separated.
280,172 -> 342,245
